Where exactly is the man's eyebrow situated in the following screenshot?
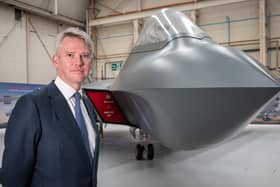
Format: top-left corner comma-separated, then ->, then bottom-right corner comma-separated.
80,52 -> 90,56
63,50 -> 89,54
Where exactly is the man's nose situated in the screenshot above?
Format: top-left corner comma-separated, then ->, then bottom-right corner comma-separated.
74,55 -> 84,66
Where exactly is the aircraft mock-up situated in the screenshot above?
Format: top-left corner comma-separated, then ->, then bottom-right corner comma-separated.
84,9 -> 280,160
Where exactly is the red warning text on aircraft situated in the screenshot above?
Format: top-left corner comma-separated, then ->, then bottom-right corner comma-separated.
85,90 -> 128,124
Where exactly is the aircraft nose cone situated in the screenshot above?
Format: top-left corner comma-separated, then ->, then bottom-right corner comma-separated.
112,37 -> 280,150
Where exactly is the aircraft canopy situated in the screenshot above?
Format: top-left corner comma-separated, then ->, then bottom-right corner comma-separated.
135,8 -> 208,47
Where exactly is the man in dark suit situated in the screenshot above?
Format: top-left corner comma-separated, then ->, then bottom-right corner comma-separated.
1,27 -> 100,187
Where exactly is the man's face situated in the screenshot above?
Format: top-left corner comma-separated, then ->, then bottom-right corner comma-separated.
53,36 -> 91,90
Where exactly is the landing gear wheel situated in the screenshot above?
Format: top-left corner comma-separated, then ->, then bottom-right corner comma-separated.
147,144 -> 154,160
136,144 -> 144,160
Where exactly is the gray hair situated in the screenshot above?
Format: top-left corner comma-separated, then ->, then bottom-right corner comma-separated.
55,27 -> 94,59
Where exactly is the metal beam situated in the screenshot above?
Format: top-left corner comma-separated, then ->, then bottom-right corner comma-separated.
26,15 -> 30,83
90,0 -> 251,26
53,0 -> 58,15
190,10 -> 198,23
133,19 -> 139,45
0,0 -> 84,27
259,0 -> 267,66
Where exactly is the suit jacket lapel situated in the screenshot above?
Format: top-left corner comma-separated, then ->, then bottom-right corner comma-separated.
82,95 -> 98,131
47,82 -> 91,164
82,94 -> 100,157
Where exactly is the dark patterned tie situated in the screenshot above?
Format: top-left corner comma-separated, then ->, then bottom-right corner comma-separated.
74,92 -> 91,158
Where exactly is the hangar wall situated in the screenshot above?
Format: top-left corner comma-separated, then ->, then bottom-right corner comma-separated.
0,0 -> 279,83
0,0 -> 89,84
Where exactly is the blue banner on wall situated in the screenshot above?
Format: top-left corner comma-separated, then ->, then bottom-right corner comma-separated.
0,82 -> 45,127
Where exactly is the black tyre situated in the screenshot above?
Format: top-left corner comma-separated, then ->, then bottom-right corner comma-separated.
136,144 -> 144,160
147,144 -> 154,160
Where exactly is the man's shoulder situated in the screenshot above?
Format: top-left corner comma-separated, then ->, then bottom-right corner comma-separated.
20,82 -> 55,103
27,83 -> 50,98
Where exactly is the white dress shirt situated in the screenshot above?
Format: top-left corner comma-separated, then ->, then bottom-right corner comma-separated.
55,76 -> 96,157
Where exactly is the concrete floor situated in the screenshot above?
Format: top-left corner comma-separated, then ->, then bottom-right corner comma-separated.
0,124 -> 280,187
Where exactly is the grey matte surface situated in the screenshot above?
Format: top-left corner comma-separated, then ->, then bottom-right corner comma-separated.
111,36 -> 280,149
114,38 -> 279,89
113,88 -> 280,149
110,10 -> 280,150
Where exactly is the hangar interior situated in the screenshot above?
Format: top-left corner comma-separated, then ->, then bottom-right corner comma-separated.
0,0 -> 280,187
0,0 -> 280,83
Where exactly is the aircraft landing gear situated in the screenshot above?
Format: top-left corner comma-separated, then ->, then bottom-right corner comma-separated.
136,143 -> 154,160
130,127 -> 154,160
136,144 -> 144,160
147,144 -> 154,160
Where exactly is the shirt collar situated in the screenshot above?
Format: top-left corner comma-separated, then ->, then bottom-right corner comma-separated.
54,76 -> 82,101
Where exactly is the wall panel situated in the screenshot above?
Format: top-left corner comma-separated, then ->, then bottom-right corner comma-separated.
0,5 -> 27,82
0,4 -> 71,84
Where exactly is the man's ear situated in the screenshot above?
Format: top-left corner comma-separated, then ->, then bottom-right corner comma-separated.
52,54 -> 58,67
